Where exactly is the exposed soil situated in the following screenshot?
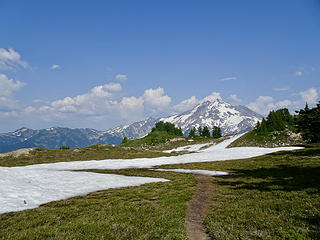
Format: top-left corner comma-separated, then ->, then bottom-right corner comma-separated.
185,174 -> 214,240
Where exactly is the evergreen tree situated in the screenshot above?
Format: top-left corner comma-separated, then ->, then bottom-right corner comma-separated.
121,136 -> 128,144
197,126 -> 203,137
202,126 -> 211,138
211,126 -> 222,138
188,128 -> 196,138
257,118 -> 268,135
295,101 -> 320,143
255,108 -> 294,135
151,121 -> 183,136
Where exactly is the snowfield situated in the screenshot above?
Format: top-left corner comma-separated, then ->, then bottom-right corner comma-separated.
153,169 -> 228,176
0,135 -> 302,214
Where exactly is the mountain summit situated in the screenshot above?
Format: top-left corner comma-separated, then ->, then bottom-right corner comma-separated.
0,98 -> 262,152
160,98 -> 262,135
107,97 -> 262,139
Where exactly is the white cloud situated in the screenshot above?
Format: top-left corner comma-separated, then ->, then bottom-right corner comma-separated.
51,64 -> 60,70
202,92 -> 222,102
275,100 -> 292,108
0,74 -> 26,97
0,74 -> 26,113
143,87 -> 171,109
46,82 -> 122,115
26,85 -> 171,127
173,96 -> 199,112
247,89 -> 318,116
0,48 -> 28,71
272,87 -> 290,91
91,83 -> 122,97
219,77 -> 237,82
118,96 -> 144,119
295,71 -> 303,76
247,96 -> 276,116
299,88 -> 318,105
229,94 -> 242,104
115,74 -> 128,82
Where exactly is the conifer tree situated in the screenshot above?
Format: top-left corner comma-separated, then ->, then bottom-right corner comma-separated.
257,118 -> 268,135
295,101 -> 320,143
197,126 -> 203,137
188,128 -> 196,138
202,126 -> 211,138
212,126 -> 222,138
121,136 -> 128,144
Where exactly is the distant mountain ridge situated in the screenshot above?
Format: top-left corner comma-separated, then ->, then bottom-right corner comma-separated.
0,98 -> 262,153
0,127 -> 122,153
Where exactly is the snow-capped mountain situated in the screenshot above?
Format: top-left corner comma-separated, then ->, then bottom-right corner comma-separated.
106,98 -> 262,138
160,99 -> 262,135
105,117 -> 157,140
0,98 -> 262,152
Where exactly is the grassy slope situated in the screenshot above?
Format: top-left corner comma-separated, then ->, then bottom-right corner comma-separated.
0,135 -> 220,168
121,130 -> 224,150
166,146 -> 320,239
1,136 -> 319,239
0,144 -> 178,167
228,129 -> 305,148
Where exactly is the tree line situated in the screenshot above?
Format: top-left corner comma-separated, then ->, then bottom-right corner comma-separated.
255,102 -> 320,143
187,126 -> 221,139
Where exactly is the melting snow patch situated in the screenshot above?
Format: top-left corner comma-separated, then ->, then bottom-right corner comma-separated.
153,169 -> 228,176
163,142 -> 213,153
0,134 -> 303,214
0,168 -> 168,214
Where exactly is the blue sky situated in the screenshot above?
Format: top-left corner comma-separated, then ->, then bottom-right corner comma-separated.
0,0 -> 319,132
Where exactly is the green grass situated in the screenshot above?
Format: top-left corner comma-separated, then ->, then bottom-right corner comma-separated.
0,144 -> 180,167
0,169 -> 196,240
167,146 -> 320,239
121,131 -> 224,151
1,137 -> 319,239
0,137 -> 221,167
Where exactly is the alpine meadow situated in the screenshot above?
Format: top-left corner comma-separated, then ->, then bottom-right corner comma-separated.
0,1 -> 319,239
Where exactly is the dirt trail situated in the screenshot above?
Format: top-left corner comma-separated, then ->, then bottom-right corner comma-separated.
185,174 -> 214,240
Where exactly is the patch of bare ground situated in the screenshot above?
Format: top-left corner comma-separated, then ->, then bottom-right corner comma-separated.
185,174 -> 214,240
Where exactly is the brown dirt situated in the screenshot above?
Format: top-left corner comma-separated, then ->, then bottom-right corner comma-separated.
185,174 -> 214,240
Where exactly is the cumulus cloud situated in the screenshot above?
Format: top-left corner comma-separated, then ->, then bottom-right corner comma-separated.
45,82 -> 122,115
247,96 -> 275,115
229,94 -> 242,104
202,92 -> 222,102
299,88 -> 318,105
173,96 -> 199,112
0,74 -> 26,97
25,84 -> 173,128
118,96 -> 144,119
143,87 -> 171,109
247,96 -> 293,116
0,48 -> 28,71
115,74 -> 128,82
91,83 -> 122,97
51,64 -> 60,70
247,88 -> 319,116
275,100 -> 292,108
219,77 -> 237,82
0,74 -> 26,113
295,71 -> 303,76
